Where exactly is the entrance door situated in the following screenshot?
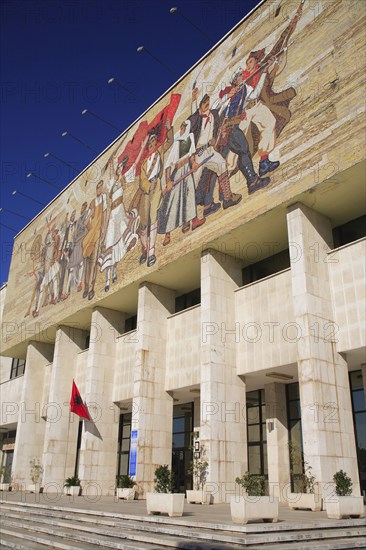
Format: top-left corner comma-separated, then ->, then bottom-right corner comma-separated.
172,403 -> 193,492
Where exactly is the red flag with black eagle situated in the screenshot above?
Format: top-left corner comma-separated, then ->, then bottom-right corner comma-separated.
118,93 -> 181,177
70,380 -> 90,420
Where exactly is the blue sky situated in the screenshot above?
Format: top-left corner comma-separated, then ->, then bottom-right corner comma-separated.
0,0 -> 259,284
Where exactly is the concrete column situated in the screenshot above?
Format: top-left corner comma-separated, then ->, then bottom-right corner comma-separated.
200,249 -> 247,503
264,382 -> 291,502
42,326 -> 87,492
78,307 -> 125,496
11,341 -> 53,487
193,397 -> 200,429
131,283 -> 175,497
287,203 -> 360,495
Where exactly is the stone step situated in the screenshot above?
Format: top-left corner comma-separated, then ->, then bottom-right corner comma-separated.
1,499 -> 365,535
3,507 -> 365,545
247,540 -> 366,550
0,532 -> 53,550
0,523 -> 178,550
1,501 -> 365,550
1,503 -> 365,547
0,526 -> 94,550
3,528 -> 364,550
1,520 -> 365,550
0,516 -> 239,550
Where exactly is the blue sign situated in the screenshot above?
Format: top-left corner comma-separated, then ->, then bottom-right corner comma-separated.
129,430 -> 138,476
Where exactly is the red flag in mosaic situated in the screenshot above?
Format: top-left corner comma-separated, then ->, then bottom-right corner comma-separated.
70,380 -> 90,420
118,93 -> 181,177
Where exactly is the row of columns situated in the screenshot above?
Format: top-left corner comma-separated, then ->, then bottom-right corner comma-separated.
11,203 -> 360,500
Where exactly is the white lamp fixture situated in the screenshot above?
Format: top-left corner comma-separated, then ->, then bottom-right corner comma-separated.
136,45 -> 178,77
265,372 -> 294,381
61,130 -> 97,153
81,108 -> 122,132
43,152 -> 77,171
27,171 -> 62,191
0,206 -> 30,221
107,76 -> 147,104
12,190 -> 46,207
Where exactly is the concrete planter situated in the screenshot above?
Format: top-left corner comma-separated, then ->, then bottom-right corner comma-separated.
230,496 -> 279,524
0,483 -> 11,491
64,485 -> 81,496
146,493 -> 185,517
326,496 -> 365,519
288,492 -> 322,512
116,488 -> 136,500
186,489 -> 213,504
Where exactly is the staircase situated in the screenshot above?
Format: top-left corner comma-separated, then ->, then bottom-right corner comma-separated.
0,500 -> 365,549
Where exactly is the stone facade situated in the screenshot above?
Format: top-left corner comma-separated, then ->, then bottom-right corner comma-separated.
0,0 -> 365,504
1,210 -> 365,500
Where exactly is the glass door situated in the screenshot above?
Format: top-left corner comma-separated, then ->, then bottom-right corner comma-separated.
172,403 -> 193,492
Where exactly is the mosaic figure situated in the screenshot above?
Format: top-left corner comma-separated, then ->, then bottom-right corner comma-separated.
158,120 -> 205,246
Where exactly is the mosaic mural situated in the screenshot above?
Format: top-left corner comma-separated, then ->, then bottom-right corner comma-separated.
17,2 -> 305,319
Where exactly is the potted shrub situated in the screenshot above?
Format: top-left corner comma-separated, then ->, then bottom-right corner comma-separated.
64,475 -> 81,496
28,458 -> 43,493
326,470 -> 365,519
186,441 -> 212,504
287,444 -> 321,512
146,465 -> 185,517
231,472 -> 278,524
116,475 -> 136,500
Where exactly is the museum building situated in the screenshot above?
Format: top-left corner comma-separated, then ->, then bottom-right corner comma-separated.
0,0 -> 365,503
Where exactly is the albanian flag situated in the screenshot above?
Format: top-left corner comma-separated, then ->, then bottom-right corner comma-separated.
70,380 -> 90,420
118,93 -> 181,177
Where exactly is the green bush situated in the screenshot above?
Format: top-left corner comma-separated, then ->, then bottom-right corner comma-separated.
64,475 -> 81,487
289,443 -> 316,494
333,470 -> 352,496
297,463 -> 316,494
235,472 -> 266,497
154,465 -> 175,493
188,439 -> 209,490
116,475 -> 135,489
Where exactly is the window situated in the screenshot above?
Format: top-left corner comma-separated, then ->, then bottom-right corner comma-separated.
74,421 -> 83,476
286,382 -> 305,492
10,358 -> 26,379
175,288 -> 200,313
246,390 -> 267,478
349,370 -> 366,496
1,430 -> 16,444
84,333 -> 90,349
0,451 -> 13,483
116,413 -> 132,478
333,215 -> 366,248
242,249 -> 290,285
0,429 -> 16,484
124,315 -> 137,333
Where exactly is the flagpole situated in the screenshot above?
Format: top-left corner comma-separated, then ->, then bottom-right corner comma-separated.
63,409 -> 72,488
